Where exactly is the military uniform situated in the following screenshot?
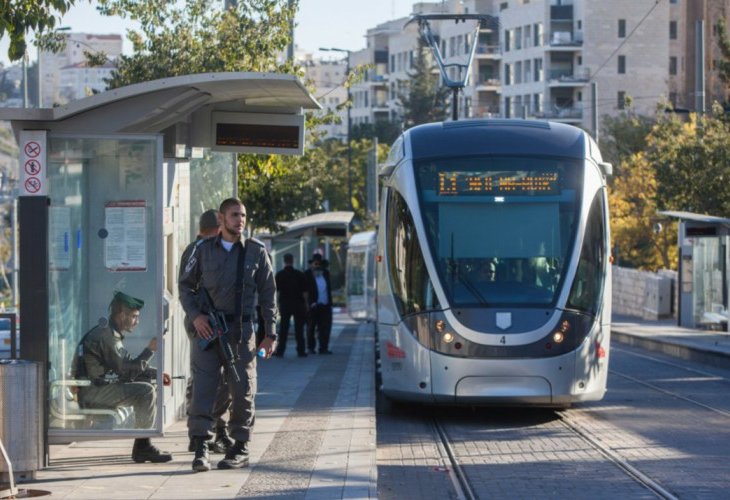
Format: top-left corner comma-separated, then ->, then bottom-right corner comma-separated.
179,235 -> 277,444
76,321 -> 157,429
180,236 -> 232,435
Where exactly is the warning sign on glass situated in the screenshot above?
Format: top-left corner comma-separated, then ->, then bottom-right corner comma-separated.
19,130 -> 47,196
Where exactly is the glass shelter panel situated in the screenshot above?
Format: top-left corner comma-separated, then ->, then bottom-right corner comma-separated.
692,237 -> 727,330
47,135 -> 162,438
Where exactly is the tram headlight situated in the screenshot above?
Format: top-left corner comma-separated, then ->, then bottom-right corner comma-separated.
552,331 -> 565,344
434,320 -> 446,333
442,332 -> 455,344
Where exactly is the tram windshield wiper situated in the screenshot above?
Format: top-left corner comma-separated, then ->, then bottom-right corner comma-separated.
448,232 -> 488,306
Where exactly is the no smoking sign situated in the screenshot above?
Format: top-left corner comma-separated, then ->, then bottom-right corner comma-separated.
19,130 -> 47,196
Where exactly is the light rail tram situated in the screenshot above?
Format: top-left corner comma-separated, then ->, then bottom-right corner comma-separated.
375,119 -> 612,407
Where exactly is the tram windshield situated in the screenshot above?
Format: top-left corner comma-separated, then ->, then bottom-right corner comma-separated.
415,156 -> 582,307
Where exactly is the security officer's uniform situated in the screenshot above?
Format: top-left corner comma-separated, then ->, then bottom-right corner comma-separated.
178,235 -> 277,449
76,319 -> 157,428
180,236 -> 233,450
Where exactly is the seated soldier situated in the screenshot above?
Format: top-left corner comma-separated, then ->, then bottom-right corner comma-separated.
74,291 -> 172,463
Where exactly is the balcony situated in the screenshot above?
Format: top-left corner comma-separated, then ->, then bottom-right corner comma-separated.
535,106 -> 583,121
475,44 -> 501,58
548,68 -> 589,86
545,31 -> 583,50
475,78 -> 501,91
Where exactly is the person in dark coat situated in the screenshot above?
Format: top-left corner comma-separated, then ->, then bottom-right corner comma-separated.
304,253 -> 333,354
274,253 -> 308,357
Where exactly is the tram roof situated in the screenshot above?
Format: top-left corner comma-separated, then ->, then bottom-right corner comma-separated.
405,119 -> 588,160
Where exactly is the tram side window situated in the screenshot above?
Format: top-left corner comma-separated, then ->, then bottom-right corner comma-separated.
567,192 -> 606,315
386,189 -> 438,316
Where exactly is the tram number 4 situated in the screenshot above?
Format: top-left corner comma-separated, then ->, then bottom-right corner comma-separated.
500,336 -> 506,344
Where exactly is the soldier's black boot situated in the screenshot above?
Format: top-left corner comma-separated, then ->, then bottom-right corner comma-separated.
132,438 -> 173,463
191,437 -> 211,472
210,426 -> 235,454
217,440 -> 249,469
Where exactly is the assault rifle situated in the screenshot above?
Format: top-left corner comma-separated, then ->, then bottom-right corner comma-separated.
198,288 -> 241,383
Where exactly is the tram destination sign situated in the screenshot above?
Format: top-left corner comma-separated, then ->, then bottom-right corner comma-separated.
437,170 -> 560,196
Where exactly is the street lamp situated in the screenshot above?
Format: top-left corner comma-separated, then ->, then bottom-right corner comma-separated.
320,47 -> 352,211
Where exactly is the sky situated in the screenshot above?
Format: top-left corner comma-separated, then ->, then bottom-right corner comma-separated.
0,0 -> 415,67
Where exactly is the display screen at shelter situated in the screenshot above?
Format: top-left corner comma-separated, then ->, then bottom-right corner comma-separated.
437,170 -> 560,196
216,123 -> 300,149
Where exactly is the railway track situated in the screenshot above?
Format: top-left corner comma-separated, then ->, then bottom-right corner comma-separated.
379,346 -> 730,499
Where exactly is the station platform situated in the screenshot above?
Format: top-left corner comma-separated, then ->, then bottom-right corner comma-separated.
19,313 -> 376,499
9,312 -> 730,499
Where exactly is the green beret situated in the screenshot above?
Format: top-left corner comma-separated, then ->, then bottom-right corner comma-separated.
113,291 -> 145,310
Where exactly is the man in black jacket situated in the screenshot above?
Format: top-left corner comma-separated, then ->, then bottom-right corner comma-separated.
304,253 -> 333,354
274,253 -> 308,357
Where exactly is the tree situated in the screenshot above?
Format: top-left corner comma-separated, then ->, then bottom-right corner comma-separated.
0,0 -> 76,62
652,106 -> 730,216
600,112 -> 654,176
397,37 -> 449,128
715,18 -> 730,105
609,151 -> 676,270
97,0 -> 297,88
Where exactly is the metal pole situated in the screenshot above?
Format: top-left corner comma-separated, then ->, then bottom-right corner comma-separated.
22,54 -> 28,108
346,53 -> 352,211
591,81 -> 599,144
695,20 -> 705,114
452,87 -> 459,121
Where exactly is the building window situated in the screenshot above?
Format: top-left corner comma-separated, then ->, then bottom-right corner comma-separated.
534,23 -> 542,46
500,2 -> 508,10
670,21 -> 677,40
534,58 -> 543,81
504,63 -> 511,85
504,29 -> 511,52
618,19 -> 626,38
618,55 -> 626,74
669,56 -> 678,75
617,91 -> 626,110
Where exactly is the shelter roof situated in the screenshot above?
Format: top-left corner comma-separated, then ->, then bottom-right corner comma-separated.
659,211 -> 730,227
0,72 -> 320,138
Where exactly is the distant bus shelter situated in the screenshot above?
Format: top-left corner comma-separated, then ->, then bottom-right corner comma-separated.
270,211 -> 354,305
0,72 -> 320,456
660,210 -> 730,331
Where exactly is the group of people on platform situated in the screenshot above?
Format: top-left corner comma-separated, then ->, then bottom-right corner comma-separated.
72,197 -> 334,473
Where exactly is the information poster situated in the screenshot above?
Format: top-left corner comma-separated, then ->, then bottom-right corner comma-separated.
104,200 -> 147,271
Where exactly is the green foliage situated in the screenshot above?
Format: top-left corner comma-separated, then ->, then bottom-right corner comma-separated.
97,0 -> 298,88
651,110 -> 730,216
397,37 -> 449,127
0,0 -> 76,61
600,112 -> 653,175
715,18 -> 730,94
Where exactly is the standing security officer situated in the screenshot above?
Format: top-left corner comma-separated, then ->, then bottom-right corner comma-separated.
181,209 -> 235,454
179,198 -> 277,472
75,291 -> 172,463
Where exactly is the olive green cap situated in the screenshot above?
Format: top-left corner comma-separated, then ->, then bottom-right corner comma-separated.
113,291 -> 145,310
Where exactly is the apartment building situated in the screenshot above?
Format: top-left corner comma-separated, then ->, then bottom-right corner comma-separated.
301,52 -> 349,140
39,33 -> 122,107
332,0 -> 730,139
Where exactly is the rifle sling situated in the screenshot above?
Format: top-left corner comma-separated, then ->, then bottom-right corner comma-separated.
233,239 -> 249,319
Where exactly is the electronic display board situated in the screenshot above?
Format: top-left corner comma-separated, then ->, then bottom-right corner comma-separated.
437,170 -> 560,196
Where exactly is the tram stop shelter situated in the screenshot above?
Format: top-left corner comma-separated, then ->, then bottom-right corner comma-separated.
270,211 -> 354,305
0,72 -> 320,471
660,210 -> 730,332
